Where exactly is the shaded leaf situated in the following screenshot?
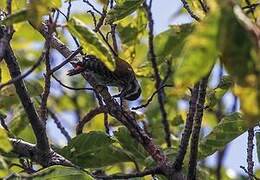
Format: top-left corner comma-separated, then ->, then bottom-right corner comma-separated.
68,18 -> 115,70
106,0 -> 145,24
199,113 -> 253,159
25,80 -> 43,97
60,131 -> 131,168
218,3 -> 260,124
32,165 -> 92,180
114,127 -> 148,164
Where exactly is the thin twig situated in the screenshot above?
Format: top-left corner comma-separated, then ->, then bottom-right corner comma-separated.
180,0 -> 200,21
216,63 -> 226,180
242,3 -> 260,10
247,127 -> 255,180
52,74 -> 94,91
244,0 -> 257,21
187,76 -> 209,180
83,0 -> 103,15
144,1 -> 171,147
48,109 -> 71,142
108,0 -> 118,53
198,0 -> 209,13
76,106 -> 108,135
93,1 -> 109,32
66,0 -> 72,20
87,9 -> 117,57
40,23 -> 52,122
104,112 -> 109,134
0,51 -> 45,90
132,84 -> 173,110
0,113 -> 9,132
240,166 -> 259,180
48,47 -> 83,75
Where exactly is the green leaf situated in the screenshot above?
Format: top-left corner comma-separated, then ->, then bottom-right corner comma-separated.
154,24 -> 194,64
117,25 -> 139,44
0,128 -> 12,153
68,18 -> 115,70
174,10 -> 220,88
0,9 -> 28,25
0,155 -> 8,178
256,132 -> 260,163
199,113 -> 253,159
25,80 -> 43,97
114,127 -> 148,164
32,165 -> 92,180
10,106 -> 28,135
0,0 -> 61,26
106,0 -> 145,24
9,106 -> 36,143
60,131 -> 131,168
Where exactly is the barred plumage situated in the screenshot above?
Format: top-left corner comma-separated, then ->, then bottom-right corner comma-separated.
67,55 -> 141,101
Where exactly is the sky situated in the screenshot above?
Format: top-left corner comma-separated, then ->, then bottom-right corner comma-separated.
46,0 -> 259,177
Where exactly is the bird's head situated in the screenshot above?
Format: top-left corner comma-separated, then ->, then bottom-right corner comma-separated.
67,55 -> 95,76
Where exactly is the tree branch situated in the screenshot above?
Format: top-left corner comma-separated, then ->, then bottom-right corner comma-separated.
187,76 -> 208,180
173,83 -> 200,171
9,138 -> 73,167
247,127 -> 255,180
144,1 -> 171,148
3,44 -> 50,153
48,109 -> 71,142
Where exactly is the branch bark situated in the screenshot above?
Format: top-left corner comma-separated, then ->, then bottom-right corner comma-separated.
10,138 -> 73,167
3,44 -> 50,153
173,83 -> 200,171
187,76 -> 208,180
144,1 -> 171,148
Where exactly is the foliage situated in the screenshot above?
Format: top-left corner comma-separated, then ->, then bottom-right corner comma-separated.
0,0 -> 259,179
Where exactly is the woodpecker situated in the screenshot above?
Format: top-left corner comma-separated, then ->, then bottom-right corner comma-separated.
67,55 -> 141,101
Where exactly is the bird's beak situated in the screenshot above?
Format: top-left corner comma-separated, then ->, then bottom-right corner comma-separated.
67,65 -> 86,76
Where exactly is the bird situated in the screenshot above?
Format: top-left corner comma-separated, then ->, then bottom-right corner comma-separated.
67,55 -> 141,101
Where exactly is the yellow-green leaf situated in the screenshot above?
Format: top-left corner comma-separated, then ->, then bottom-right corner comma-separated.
68,18 -> 115,70
106,0 -> 145,24
0,9 -> 28,25
174,9 -> 220,88
0,128 -> 12,153
154,24 -> 194,64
